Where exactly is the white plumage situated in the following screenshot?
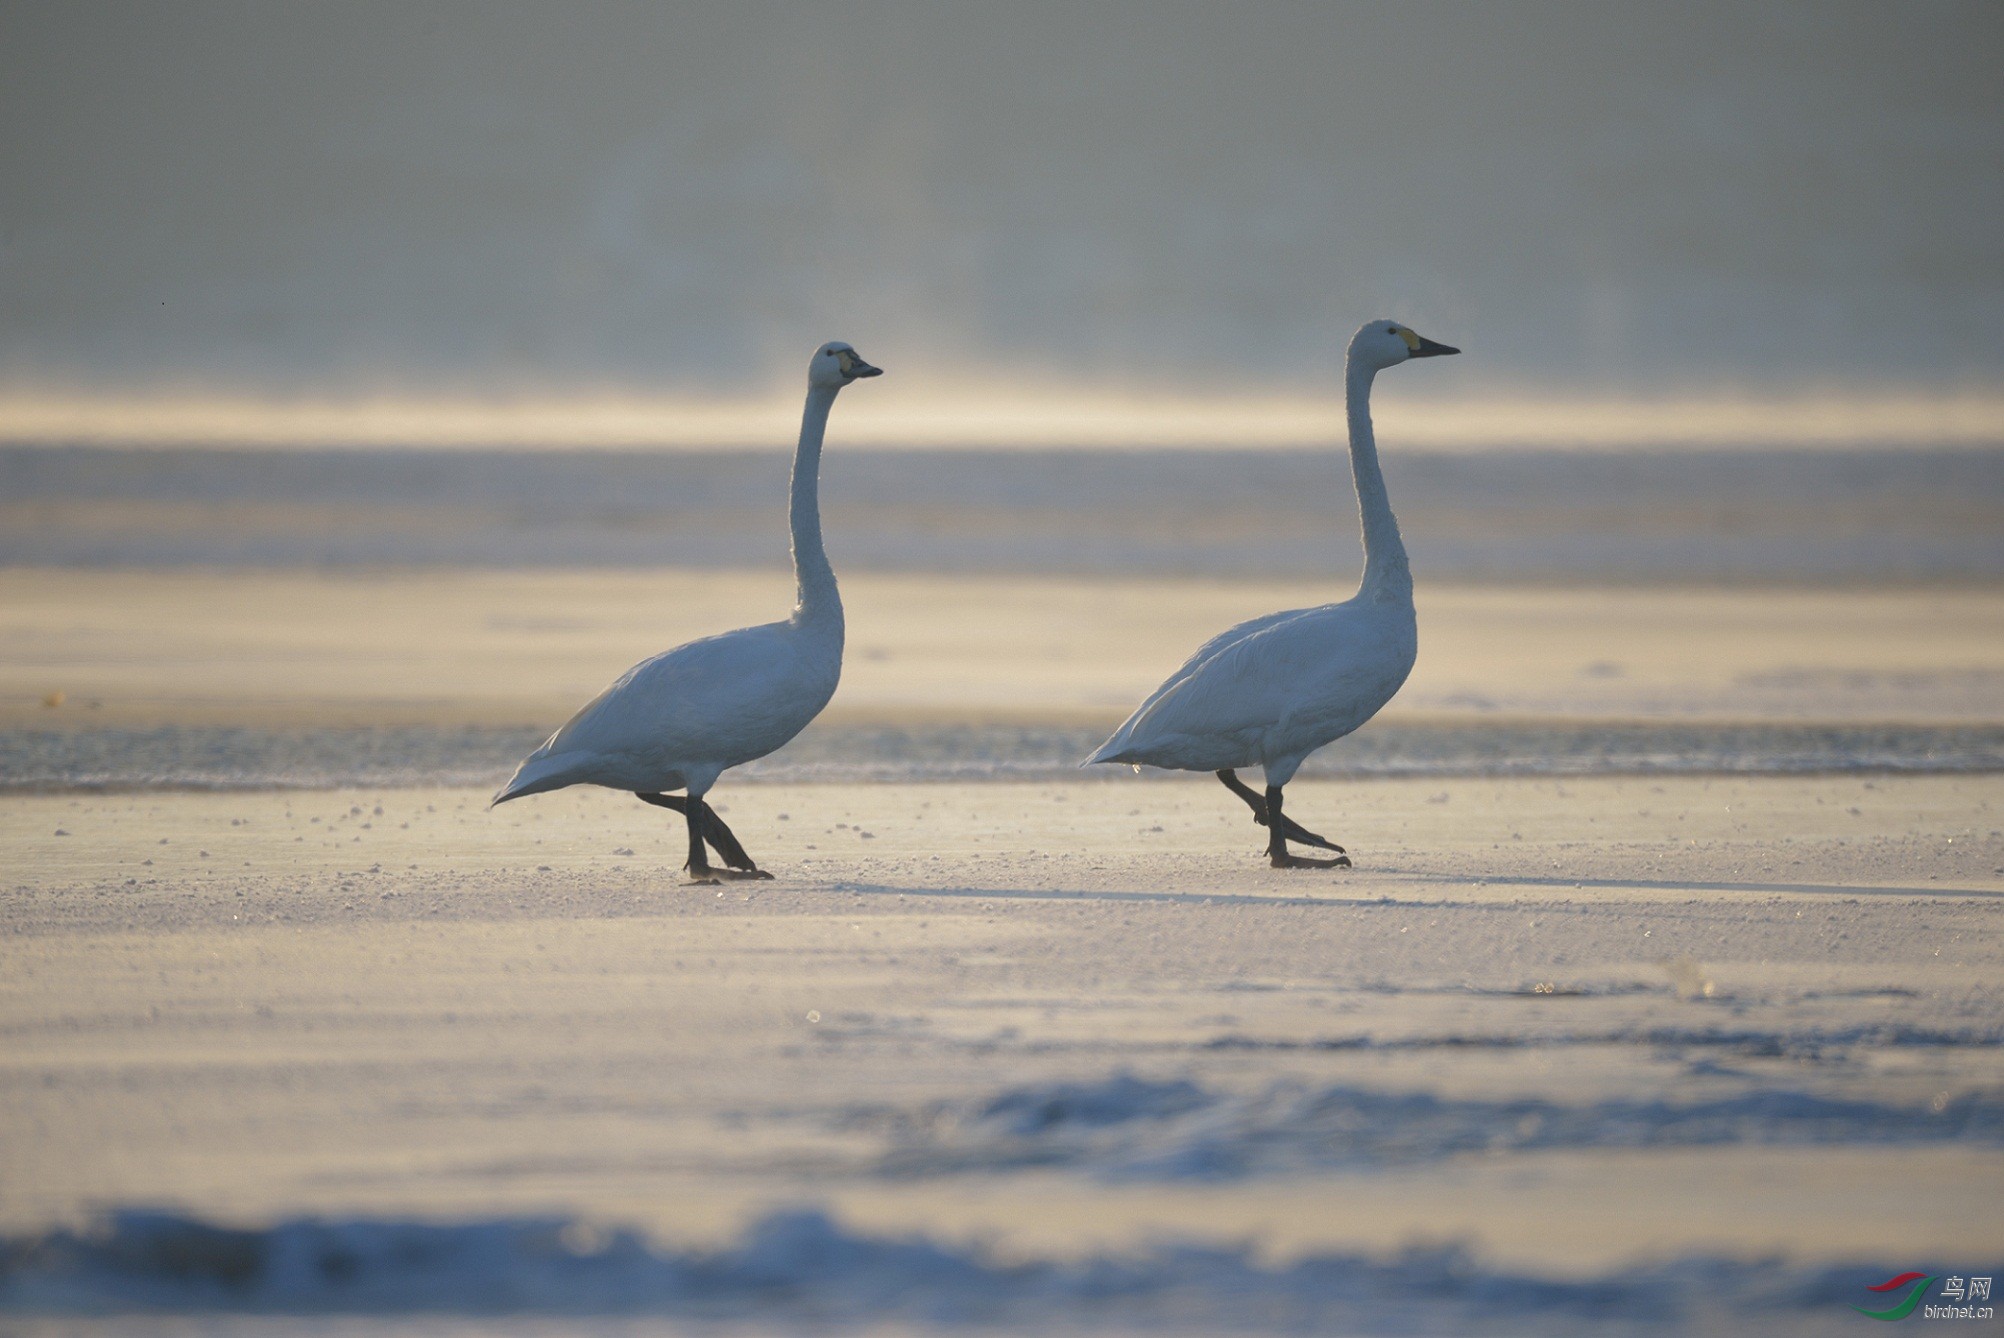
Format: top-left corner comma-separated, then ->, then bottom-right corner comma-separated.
1089,598 -> 1419,783
492,341 -> 881,880
1087,319 -> 1459,866
492,617 -> 840,804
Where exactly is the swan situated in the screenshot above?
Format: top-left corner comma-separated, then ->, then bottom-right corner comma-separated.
1085,319 -> 1458,867
491,341 -> 881,881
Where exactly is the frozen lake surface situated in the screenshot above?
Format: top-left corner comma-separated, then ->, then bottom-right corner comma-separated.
5,444 -> 2000,583
6,720 -> 2003,791
3,776 -> 2000,1335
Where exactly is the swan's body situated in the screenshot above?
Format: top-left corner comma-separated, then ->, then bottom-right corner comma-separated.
493,342 -> 881,880
492,613 -> 842,804
1089,595 -> 1417,785
1087,320 -> 1458,866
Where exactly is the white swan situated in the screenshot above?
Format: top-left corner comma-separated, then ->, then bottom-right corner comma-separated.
1086,320 -> 1458,867
492,341 -> 881,881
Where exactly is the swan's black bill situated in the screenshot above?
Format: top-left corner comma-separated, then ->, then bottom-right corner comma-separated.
838,350 -> 883,379
1410,336 -> 1459,358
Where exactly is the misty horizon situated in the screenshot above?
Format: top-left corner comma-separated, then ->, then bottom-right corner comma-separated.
4,1 -> 2001,405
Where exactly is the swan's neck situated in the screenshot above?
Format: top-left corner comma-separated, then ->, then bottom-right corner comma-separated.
1345,358 -> 1412,605
789,385 -> 842,630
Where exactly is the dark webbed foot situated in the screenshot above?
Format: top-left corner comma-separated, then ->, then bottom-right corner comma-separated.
1258,780 -> 1354,871
1270,851 -> 1352,870
1270,820 -> 1345,855
686,865 -> 775,885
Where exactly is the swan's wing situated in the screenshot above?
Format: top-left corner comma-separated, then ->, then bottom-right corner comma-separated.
1092,600 -> 1414,766
1161,606 -> 1324,697
1087,605 -> 1323,763
534,619 -> 827,766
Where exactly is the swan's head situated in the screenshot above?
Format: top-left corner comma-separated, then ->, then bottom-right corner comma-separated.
809,341 -> 883,389
1351,320 -> 1459,371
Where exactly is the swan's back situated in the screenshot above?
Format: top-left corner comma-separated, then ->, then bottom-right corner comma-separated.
1088,604 -> 1320,763
497,616 -> 839,800
1091,595 -> 1415,774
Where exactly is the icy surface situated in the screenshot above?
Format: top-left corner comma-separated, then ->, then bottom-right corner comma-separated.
832,1074 -> 2004,1180
6,721 -> 2001,791
4,775 -> 2000,1335
0,1206 -> 1972,1334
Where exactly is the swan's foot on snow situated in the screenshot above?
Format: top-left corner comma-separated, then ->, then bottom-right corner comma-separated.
1265,818 -> 1345,855
1216,770 -> 1348,855
1255,780 -> 1354,870
1270,850 -> 1352,870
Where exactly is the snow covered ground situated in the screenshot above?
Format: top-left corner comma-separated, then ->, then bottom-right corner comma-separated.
3,774 -> 2000,1333
2,451 -> 1999,1331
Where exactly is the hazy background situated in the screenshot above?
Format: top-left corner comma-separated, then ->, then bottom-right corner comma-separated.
4,0 -> 2001,404
5,13 -> 2003,1328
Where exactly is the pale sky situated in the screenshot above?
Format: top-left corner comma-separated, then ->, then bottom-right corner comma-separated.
3,1 -> 2000,403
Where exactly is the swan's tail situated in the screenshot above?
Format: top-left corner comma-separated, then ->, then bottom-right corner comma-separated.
490,748 -> 581,807
1081,735 -> 1134,768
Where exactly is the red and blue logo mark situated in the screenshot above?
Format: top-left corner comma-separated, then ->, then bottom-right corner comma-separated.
1854,1272 -> 1993,1321
1855,1273 -> 1933,1321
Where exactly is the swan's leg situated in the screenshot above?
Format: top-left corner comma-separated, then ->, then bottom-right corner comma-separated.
637,793 -> 765,873
1264,784 -> 1351,870
633,792 -> 761,883
681,797 -> 716,881
1216,771 -> 1345,854
695,804 -> 764,874
646,791 -> 772,885
1218,769 -> 1263,812
638,791 -> 690,820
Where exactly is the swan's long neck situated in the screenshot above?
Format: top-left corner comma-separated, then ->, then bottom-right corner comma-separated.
789,385 -> 842,632
1345,357 -> 1412,605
